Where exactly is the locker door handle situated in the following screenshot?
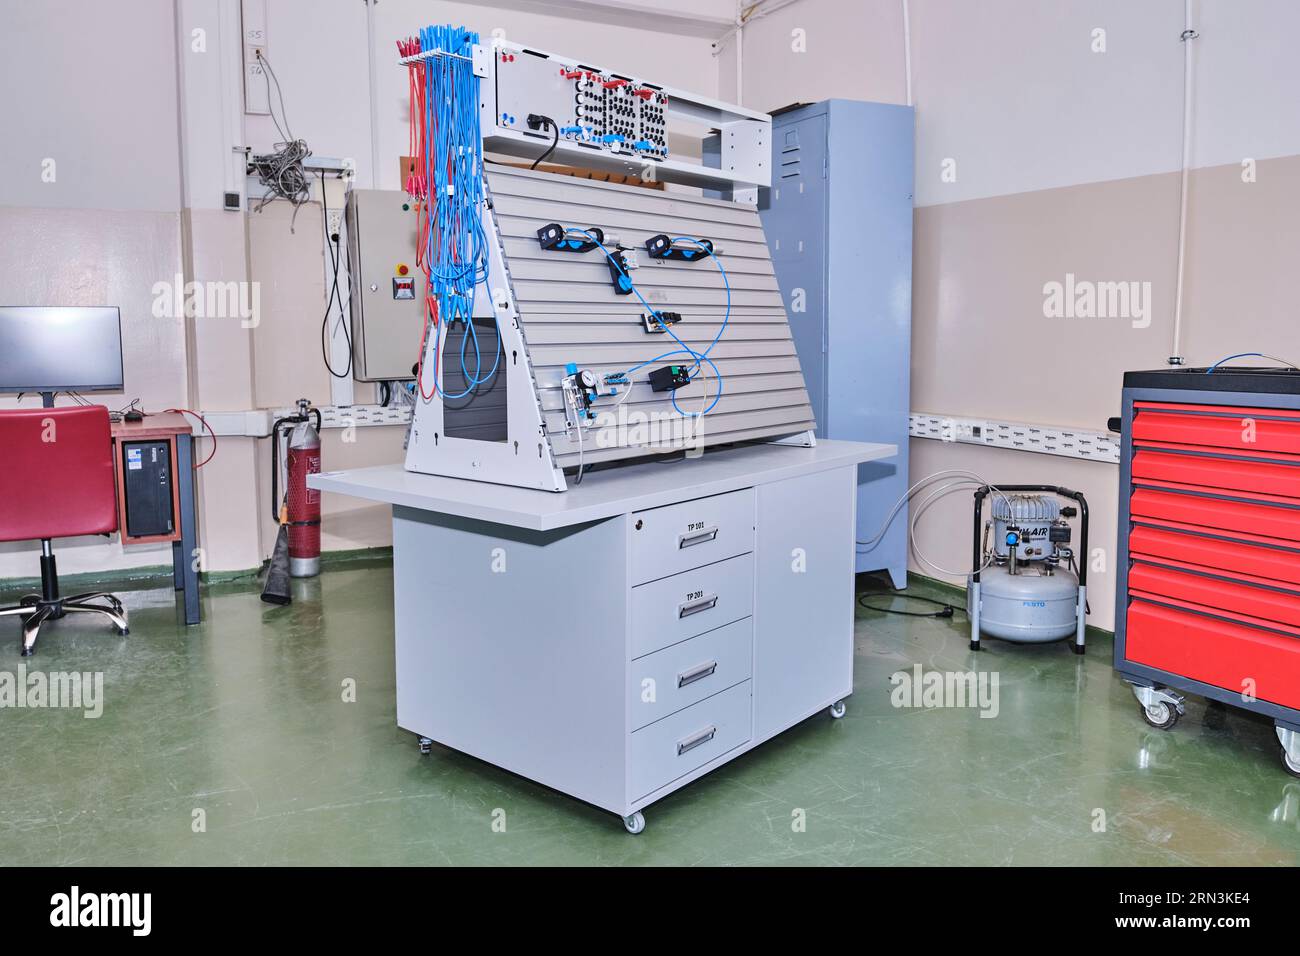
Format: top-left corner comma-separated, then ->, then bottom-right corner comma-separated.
676,725 -> 716,756
678,594 -> 718,619
678,526 -> 718,549
677,661 -> 718,688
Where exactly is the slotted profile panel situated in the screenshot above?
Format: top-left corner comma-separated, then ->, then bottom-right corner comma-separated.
488,166 -> 817,469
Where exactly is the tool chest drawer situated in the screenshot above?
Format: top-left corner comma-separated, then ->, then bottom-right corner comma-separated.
1128,561 -> 1300,628
1129,524 -> 1300,587
1129,485 -> 1300,541
1131,447 -> 1300,499
627,617 -> 752,731
628,679 -> 752,801
1132,401 -> 1300,455
630,488 -> 755,585
1126,598 -> 1300,710
630,552 -> 755,659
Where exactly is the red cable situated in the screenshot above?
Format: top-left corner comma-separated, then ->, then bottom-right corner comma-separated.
164,408 -> 217,467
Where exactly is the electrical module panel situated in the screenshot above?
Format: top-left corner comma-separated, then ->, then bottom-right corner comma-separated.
455,39 -> 771,194
493,51 -> 668,160
570,67 -> 668,158
345,189 -> 424,382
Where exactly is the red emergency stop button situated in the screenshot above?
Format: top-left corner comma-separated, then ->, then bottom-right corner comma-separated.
397,263 -> 409,276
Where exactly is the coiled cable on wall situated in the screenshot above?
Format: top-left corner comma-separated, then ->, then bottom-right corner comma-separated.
247,51 -> 313,233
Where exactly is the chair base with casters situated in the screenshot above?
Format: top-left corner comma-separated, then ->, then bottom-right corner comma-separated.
0,540 -> 128,657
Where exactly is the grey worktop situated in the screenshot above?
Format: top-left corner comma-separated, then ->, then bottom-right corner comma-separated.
310,439 -> 895,531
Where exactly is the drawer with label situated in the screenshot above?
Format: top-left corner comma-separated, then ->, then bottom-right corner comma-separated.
630,488 -> 755,585
630,552 -> 755,659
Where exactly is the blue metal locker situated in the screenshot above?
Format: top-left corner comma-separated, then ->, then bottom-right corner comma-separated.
758,100 -> 914,587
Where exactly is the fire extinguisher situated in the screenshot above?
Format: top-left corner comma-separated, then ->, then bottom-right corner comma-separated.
271,398 -> 322,578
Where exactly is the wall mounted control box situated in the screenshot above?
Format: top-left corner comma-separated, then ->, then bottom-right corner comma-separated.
345,189 -> 426,382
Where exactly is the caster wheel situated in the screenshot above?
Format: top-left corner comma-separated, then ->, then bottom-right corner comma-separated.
118,627 -> 129,636
417,737 -> 432,756
19,645 -> 33,658
1283,749 -> 1300,779
623,812 -> 645,835
20,595 -> 39,607
828,700 -> 847,720
1140,700 -> 1180,730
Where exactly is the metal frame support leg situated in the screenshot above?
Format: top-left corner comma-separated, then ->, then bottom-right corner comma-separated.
969,580 -> 982,651
1072,584 -> 1087,655
177,433 -> 201,625
172,539 -> 184,591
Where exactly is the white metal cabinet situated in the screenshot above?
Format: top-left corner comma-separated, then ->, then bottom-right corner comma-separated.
753,466 -> 857,740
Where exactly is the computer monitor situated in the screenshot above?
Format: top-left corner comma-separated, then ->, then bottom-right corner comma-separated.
0,306 -> 124,394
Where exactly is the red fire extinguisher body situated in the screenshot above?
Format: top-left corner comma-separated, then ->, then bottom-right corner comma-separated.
286,411 -> 321,578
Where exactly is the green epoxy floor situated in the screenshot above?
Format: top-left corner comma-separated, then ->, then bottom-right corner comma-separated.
1,561 -> 1298,866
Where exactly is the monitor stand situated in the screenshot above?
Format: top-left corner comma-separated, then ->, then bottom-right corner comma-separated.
40,391 -> 54,408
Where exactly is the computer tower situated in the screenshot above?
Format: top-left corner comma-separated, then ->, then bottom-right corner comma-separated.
121,440 -> 175,538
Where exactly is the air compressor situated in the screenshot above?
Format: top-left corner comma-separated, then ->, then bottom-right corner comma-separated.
966,485 -> 1089,653
271,398 -> 322,578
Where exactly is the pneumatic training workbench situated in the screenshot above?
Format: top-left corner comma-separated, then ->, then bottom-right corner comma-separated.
312,439 -> 893,832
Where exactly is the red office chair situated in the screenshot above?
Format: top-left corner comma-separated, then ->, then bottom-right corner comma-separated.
0,406 -> 129,656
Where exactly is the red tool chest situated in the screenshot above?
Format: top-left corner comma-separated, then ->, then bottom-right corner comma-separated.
1115,368 -> 1300,776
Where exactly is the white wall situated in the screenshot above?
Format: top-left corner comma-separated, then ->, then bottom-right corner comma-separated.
736,0 -> 1300,630
245,0 -> 721,191
0,0 -> 183,211
910,0 -> 1300,206
727,0 -> 1300,205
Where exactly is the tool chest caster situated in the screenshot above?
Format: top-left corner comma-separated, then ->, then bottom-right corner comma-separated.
1280,727 -> 1300,778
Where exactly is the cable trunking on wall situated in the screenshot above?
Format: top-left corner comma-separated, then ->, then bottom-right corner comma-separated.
910,413 -> 1120,464
396,29 -> 815,492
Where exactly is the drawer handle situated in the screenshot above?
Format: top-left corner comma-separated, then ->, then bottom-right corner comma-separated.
678,594 -> 718,618
678,526 -> 719,549
677,725 -> 717,756
677,660 -> 718,688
